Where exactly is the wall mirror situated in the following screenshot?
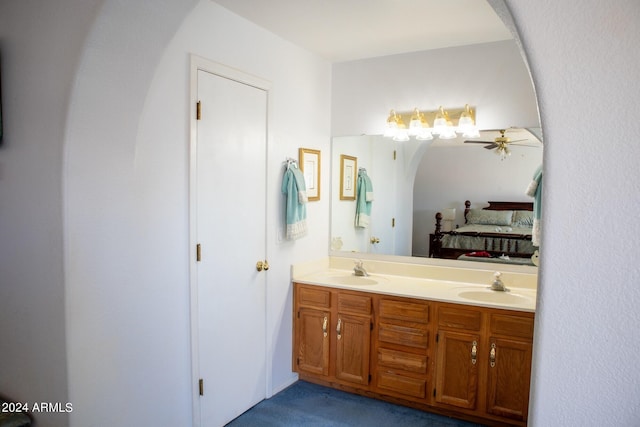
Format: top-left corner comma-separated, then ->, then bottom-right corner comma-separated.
329,4 -> 542,269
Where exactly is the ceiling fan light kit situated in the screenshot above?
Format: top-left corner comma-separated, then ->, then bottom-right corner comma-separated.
496,145 -> 511,160
384,104 -> 478,142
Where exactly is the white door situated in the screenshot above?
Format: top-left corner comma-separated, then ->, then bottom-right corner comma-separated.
194,66 -> 268,426
369,137 -> 397,254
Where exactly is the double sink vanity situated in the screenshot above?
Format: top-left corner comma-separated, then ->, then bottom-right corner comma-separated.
292,257 -> 537,426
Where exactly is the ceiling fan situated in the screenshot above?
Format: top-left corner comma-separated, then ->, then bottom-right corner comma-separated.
464,129 -> 539,159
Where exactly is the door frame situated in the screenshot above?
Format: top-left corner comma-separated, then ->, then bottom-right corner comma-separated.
188,54 -> 272,426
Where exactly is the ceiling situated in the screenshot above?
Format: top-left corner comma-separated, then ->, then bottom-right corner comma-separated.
211,0 -> 513,62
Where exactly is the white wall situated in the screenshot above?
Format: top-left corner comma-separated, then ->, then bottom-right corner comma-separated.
507,1 -> 640,425
64,1 -> 330,426
331,40 -> 540,137
0,1 -> 102,426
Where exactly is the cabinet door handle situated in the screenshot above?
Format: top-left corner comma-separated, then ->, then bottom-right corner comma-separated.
490,343 -> 496,367
336,318 -> 342,340
471,341 -> 478,365
322,316 -> 328,338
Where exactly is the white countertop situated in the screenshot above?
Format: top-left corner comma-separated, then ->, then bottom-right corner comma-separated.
292,258 -> 537,313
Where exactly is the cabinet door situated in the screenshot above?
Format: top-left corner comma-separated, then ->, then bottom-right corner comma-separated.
434,330 -> 480,410
335,313 -> 371,385
486,336 -> 532,421
296,308 -> 330,376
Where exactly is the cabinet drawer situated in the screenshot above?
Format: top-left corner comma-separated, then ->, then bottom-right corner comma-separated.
379,299 -> 429,323
377,348 -> 427,374
490,313 -> 534,340
379,322 -> 429,349
297,285 -> 331,308
438,306 -> 481,331
338,293 -> 372,315
377,371 -> 427,399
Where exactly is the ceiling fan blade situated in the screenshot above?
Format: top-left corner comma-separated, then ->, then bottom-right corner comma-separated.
505,139 -> 527,144
511,143 -> 541,148
483,143 -> 498,150
464,140 -> 494,144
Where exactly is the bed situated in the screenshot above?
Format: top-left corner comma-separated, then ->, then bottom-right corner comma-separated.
429,200 -> 536,264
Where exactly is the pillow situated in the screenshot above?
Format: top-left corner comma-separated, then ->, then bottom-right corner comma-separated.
512,210 -> 534,227
466,209 -> 513,226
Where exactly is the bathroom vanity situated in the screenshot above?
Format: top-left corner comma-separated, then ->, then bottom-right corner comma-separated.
292,257 -> 536,427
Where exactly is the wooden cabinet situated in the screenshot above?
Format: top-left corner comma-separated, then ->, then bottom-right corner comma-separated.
434,305 -> 482,409
485,312 -> 534,421
293,284 -> 372,389
296,307 -> 330,376
335,292 -> 372,385
295,285 -> 331,376
373,297 -> 431,402
293,282 -> 534,426
434,303 -> 534,424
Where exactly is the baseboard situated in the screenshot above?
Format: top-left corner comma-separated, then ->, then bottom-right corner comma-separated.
268,373 -> 299,398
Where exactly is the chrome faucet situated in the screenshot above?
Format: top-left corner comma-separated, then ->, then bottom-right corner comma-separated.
491,271 -> 508,292
353,260 -> 369,277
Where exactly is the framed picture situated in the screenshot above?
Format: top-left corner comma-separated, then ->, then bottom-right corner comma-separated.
339,154 -> 357,200
299,147 -> 321,201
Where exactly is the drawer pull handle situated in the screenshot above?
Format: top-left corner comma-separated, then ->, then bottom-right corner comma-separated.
337,318 -> 342,340
471,340 -> 478,365
490,343 -> 496,367
322,316 -> 328,338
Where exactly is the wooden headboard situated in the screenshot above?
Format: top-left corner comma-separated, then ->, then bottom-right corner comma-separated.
463,200 -> 534,223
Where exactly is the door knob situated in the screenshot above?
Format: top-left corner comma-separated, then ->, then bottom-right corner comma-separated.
370,237 -> 380,244
256,260 -> 269,271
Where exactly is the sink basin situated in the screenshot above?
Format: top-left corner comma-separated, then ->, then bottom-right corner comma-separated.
457,289 -> 532,305
321,273 -> 384,286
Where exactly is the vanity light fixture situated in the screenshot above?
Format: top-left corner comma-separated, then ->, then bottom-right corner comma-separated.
432,106 -> 456,139
384,105 -> 478,141
408,108 -> 433,141
457,104 -> 480,138
384,110 -> 409,142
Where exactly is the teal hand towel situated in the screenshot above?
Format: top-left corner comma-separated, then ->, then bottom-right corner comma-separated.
525,164 -> 543,246
282,164 -> 308,240
355,169 -> 374,228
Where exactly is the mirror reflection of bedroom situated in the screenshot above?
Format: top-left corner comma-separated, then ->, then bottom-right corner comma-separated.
331,131 -> 542,267
419,129 -> 542,267
330,23 -> 542,267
